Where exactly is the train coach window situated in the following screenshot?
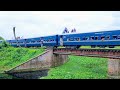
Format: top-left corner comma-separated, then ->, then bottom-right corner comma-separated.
85,37 -> 89,40
26,41 -> 30,43
43,40 -> 46,42
67,38 -> 69,41
38,41 -> 40,42
106,36 -> 110,40
90,36 -> 94,40
82,37 -> 86,40
82,37 -> 88,40
113,35 -> 117,39
76,38 -> 80,41
101,36 -> 105,40
68,38 -> 74,41
13,42 -> 16,44
48,40 -> 50,42
31,41 -> 35,43
74,38 -> 80,41
118,35 -> 120,39
95,36 -> 98,40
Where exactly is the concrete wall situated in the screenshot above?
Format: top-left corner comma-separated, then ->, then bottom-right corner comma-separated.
7,50 -> 53,73
7,49 -> 69,73
51,54 -> 69,67
108,58 -> 120,79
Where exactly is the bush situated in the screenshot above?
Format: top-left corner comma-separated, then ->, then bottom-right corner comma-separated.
0,41 -> 10,48
0,44 -> 2,49
0,36 -> 4,40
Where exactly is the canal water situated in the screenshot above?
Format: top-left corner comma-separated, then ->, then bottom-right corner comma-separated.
5,69 -> 49,79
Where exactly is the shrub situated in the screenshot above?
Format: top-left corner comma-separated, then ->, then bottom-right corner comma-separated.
0,41 -> 10,48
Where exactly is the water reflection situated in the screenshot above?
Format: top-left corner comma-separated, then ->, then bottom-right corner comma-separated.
5,69 -> 49,79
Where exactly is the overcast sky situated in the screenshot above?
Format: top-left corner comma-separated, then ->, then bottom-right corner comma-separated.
0,11 -> 120,40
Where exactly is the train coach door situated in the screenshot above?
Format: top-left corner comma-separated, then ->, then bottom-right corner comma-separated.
56,35 -> 59,46
24,39 -> 27,47
40,37 -> 43,47
60,35 -> 63,46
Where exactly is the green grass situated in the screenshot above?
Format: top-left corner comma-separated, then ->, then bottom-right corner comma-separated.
80,46 -> 120,49
0,46 -> 45,79
58,46 -> 120,49
80,46 -> 91,49
41,55 -> 107,79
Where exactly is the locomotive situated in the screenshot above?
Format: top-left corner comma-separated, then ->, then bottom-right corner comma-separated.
1,30 -> 120,48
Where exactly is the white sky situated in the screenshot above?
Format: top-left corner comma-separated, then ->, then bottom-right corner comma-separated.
0,11 -> 120,40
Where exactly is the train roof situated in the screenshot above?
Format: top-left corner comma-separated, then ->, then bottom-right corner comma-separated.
59,30 -> 120,36
6,30 -> 120,41
22,34 -> 58,39
7,34 -> 58,41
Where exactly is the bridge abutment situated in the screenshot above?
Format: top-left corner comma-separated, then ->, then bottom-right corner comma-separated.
51,54 -> 69,67
5,48 -> 69,79
108,58 -> 120,79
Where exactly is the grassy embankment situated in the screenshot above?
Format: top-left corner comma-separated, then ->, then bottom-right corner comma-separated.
0,39 -> 45,79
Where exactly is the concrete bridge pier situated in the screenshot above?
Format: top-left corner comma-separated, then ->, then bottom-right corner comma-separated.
51,54 -> 69,67
47,47 -> 69,67
108,58 -> 120,79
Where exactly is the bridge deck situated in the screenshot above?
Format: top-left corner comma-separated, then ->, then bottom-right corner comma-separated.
53,48 -> 120,59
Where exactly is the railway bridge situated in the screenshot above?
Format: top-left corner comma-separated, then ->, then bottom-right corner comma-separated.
6,47 -> 120,79
53,48 -> 120,79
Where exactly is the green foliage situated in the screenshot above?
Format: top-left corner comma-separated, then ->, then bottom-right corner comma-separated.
0,40 -> 10,49
0,36 -> 4,40
41,56 -> 107,79
0,47 -> 45,76
80,46 -> 120,49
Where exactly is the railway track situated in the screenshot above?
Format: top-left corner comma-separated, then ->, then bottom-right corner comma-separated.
53,48 -> 120,59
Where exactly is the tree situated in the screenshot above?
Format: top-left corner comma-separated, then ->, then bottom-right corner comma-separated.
0,36 -> 9,48
0,36 -> 4,40
13,27 -> 20,47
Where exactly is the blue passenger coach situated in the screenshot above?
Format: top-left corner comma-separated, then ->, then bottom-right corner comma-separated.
6,35 -> 59,47
58,30 -> 120,48
42,35 -> 58,47
5,30 -> 120,48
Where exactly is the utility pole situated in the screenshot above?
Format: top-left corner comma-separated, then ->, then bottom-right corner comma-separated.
13,27 -> 20,47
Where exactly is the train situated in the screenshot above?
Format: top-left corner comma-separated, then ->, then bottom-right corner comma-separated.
1,30 -> 120,48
